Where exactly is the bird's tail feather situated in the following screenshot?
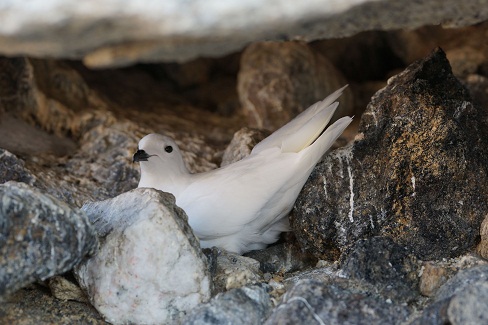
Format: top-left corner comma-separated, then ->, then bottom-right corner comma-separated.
281,102 -> 338,153
301,116 -> 353,167
251,85 -> 348,155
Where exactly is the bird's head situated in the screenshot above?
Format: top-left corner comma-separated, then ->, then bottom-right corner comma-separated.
133,134 -> 190,186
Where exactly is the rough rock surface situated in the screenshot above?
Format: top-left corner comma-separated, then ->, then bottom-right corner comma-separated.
292,48 -> 488,260
75,188 -> 211,324
412,265 -> 488,324
341,236 -> 419,303
1,1 -> 487,67
0,182 -> 98,298
237,41 -> 352,130
477,214 -> 488,259
0,149 -> 37,185
221,127 -> 270,166
245,241 -> 318,274
265,278 -> 411,325
182,285 -> 273,325
212,250 -> 263,293
418,254 -> 488,297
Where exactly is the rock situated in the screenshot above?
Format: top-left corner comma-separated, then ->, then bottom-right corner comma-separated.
387,23 -> 488,70
48,275 -> 89,303
0,57 -> 109,139
0,285 -> 107,325
444,283 -> 488,324
182,284 -> 273,325
75,188 -> 212,324
341,236 -> 419,303
1,1 -> 488,67
213,250 -> 263,293
292,48 -> 488,261
237,41 -> 352,130
0,149 -> 37,185
433,264 -> 488,302
419,262 -> 449,297
0,181 -> 98,299
221,127 -> 270,166
412,265 -> 488,325
464,74 -> 488,112
417,254 -> 488,297
265,279 -> 411,325
476,214 -> 488,259
244,241 -> 318,274
312,32 -> 404,83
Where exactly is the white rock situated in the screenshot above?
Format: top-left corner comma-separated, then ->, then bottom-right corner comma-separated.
0,0 -> 487,66
75,188 -> 211,325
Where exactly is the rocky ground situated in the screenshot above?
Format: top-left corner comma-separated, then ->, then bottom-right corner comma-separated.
1,6 -> 488,325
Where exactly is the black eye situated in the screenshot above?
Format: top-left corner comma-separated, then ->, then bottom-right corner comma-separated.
165,145 -> 173,153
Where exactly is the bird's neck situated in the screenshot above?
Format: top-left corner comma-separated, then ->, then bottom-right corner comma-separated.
138,162 -> 192,197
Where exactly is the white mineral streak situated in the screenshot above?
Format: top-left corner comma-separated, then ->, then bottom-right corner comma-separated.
411,175 -> 416,196
75,188 -> 211,325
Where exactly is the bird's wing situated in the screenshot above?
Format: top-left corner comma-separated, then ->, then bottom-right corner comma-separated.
176,149 -> 303,239
251,85 -> 348,155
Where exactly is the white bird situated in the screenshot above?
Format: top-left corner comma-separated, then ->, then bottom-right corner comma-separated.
133,86 -> 352,254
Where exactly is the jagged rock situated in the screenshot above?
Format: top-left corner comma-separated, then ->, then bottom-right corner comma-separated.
292,48 -> 488,261
1,1 -> 488,66
0,149 -> 36,185
75,188 -> 211,324
237,41 -> 352,130
341,236 -> 419,303
265,278 -> 411,325
182,284 -> 273,325
0,181 -> 98,299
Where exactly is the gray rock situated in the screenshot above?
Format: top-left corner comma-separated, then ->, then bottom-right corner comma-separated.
292,48 -> 488,261
0,1 -> 487,67
418,254 -> 488,297
213,250 -> 263,293
182,284 -> 273,325
265,279 -> 411,325
245,241 -> 318,274
341,236 -> 419,303
0,181 -> 98,299
433,264 -> 488,302
0,149 -> 36,185
75,188 -> 212,324
411,266 -> 488,325
237,41 -> 352,130
221,127 -> 270,166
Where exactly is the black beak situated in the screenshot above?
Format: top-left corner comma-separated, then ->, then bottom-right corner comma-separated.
133,149 -> 150,163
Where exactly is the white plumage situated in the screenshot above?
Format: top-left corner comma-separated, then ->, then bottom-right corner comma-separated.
133,86 -> 352,254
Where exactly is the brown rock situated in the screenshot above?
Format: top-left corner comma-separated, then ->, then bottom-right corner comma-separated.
237,41 -> 352,131
0,286 -> 106,325
419,262 -> 448,297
